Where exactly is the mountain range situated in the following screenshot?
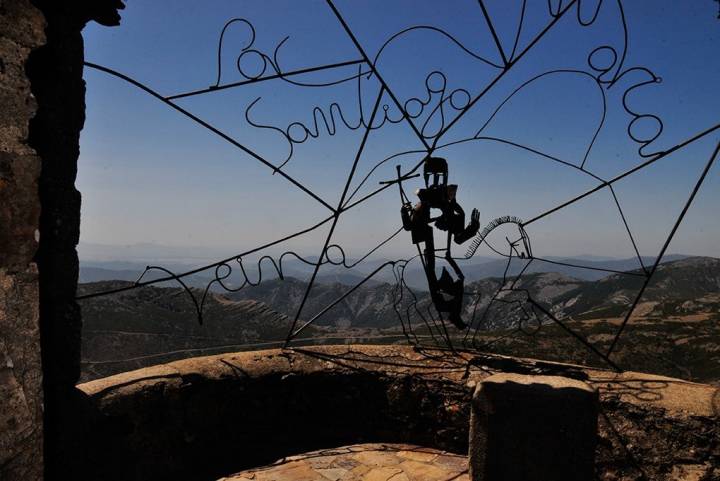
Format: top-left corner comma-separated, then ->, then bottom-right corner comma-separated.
78,256 -> 719,382
78,280 -> 320,381
79,254 -> 690,288
222,257 -> 720,330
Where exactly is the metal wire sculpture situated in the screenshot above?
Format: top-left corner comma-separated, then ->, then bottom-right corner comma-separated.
78,0 -> 720,372
391,157 -> 481,330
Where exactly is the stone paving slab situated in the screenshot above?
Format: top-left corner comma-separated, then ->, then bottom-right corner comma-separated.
218,443 -> 468,481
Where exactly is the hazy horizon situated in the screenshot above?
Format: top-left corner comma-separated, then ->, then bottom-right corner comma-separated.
77,239 -> 710,266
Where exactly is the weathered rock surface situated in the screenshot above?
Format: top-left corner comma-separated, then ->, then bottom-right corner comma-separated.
0,270 -> 42,479
2,2 -> 125,479
0,2 -> 46,480
23,2 -> 124,478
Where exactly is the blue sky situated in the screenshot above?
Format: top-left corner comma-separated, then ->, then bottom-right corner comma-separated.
79,0 -> 720,264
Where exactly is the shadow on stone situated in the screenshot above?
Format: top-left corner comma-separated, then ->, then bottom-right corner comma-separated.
469,373 -> 598,481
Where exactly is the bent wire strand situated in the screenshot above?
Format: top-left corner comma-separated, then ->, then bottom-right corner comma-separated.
77,1 -> 719,372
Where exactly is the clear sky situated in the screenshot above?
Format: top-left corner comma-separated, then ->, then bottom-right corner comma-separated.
79,0 -> 720,265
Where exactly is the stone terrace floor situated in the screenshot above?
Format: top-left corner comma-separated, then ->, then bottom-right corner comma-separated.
218,443 -> 469,481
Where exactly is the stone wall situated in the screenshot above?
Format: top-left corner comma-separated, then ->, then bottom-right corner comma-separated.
77,346 -> 720,481
0,1 -> 46,480
1,2 -> 122,479
27,3 -> 92,477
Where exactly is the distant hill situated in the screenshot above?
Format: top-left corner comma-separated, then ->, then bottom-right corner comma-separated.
220,257 -> 719,330
224,277 -> 398,329
80,267 -> 147,283
467,258 -> 720,384
78,260 -> 382,288
551,256 -> 720,320
80,256 -> 719,334
78,281 -> 319,381
458,272 -> 586,330
397,254 -> 688,288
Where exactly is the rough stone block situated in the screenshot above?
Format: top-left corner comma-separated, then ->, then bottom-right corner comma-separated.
469,373 -> 598,481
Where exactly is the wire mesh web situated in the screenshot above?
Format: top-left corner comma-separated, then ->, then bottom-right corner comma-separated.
79,0 -> 720,372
